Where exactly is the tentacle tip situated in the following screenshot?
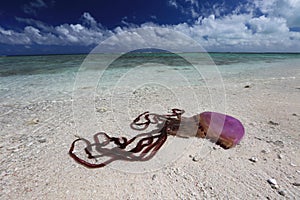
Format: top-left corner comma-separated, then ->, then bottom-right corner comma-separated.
74,135 -> 82,139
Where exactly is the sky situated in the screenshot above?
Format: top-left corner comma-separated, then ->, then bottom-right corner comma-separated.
1,0 -> 300,55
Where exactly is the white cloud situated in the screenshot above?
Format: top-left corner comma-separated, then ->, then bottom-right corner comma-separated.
95,12 -> 300,53
248,16 -> 289,34
187,13 -> 300,51
96,25 -> 202,53
185,0 -> 199,8
254,0 -> 300,27
168,0 -> 178,8
1,13 -> 112,46
120,16 -> 139,28
0,26 -> 30,45
15,17 -> 54,32
190,8 -> 199,18
53,23 -> 110,45
168,0 -> 200,18
1,3 -> 300,53
23,0 -> 48,16
165,0 -> 300,51
31,0 -> 47,8
150,15 -> 157,20
81,12 -> 98,28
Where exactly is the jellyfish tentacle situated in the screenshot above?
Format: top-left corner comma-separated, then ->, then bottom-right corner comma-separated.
69,108 -> 245,168
69,138 -> 106,168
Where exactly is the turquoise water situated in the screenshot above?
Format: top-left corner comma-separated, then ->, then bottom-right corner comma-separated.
210,53 -> 300,65
1,53 -> 299,102
0,54 -> 85,77
0,53 -> 299,104
0,52 -> 299,140
1,53 -> 300,77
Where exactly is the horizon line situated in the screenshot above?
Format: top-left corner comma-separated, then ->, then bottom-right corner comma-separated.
2,51 -> 300,57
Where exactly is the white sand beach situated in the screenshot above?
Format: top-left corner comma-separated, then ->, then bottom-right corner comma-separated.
0,54 -> 300,199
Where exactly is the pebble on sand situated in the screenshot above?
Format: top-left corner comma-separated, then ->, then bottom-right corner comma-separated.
249,157 -> 258,162
96,107 -> 107,113
277,154 -> 283,159
28,118 -> 39,125
152,174 -> 157,180
267,178 -> 278,189
292,182 -> 300,187
37,138 -> 46,143
268,120 -> 279,126
192,156 -> 200,162
290,162 -> 297,167
278,190 -> 287,196
261,149 -> 271,154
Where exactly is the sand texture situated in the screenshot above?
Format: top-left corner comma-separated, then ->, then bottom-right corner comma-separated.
1,60 -> 300,199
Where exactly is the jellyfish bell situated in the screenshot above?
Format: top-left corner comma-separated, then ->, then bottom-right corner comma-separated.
198,112 -> 245,149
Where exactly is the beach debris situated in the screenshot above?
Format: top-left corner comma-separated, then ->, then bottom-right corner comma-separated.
192,155 -> 200,162
249,157 -> 258,162
268,120 -> 279,126
278,189 -> 287,196
261,149 -> 271,154
26,141 -> 34,147
254,136 -> 262,140
244,85 -> 251,88
277,154 -> 283,159
292,113 -> 297,116
27,118 -> 39,125
267,140 -> 284,147
24,105 -> 34,111
152,174 -> 157,180
212,146 -> 219,150
271,184 -> 279,189
37,138 -> 46,143
6,145 -> 21,152
79,86 -> 94,90
96,107 -> 107,113
292,182 -> 300,186
290,162 -> 297,167
32,118 -> 39,123
274,140 -> 284,147
267,178 -> 279,189
69,109 -> 245,168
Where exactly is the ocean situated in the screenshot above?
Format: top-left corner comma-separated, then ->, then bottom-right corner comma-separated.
0,52 -> 299,112
1,53 -> 299,77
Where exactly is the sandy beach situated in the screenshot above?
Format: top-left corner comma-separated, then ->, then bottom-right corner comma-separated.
0,54 -> 300,199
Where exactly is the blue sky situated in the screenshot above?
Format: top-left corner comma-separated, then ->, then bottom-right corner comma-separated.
1,0 -> 300,55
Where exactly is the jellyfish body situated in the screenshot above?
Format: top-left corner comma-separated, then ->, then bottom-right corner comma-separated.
166,111 -> 245,149
198,112 -> 245,149
69,109 -> 245,168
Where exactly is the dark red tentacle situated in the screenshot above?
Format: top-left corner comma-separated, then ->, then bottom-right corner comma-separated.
69,138 -> 106,168
129,136 -> 154,153
69,109 -> 185,168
